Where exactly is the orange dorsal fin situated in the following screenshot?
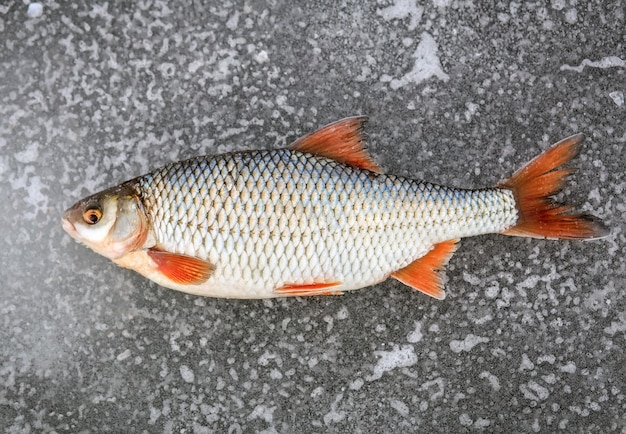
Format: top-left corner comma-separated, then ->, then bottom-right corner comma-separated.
275,281 -> 343,297
289,116 -> 382,173
390,240 -> 459,300
498,134 -> 609,240
147,249 -> 214,285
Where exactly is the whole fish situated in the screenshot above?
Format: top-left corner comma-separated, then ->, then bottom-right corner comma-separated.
62,117 -> 608,299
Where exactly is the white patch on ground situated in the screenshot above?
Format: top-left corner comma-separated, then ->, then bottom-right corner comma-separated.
559,362 -> 577,374
449,334 -> 489,353
433,0 -> 452,7
542,373 -> 557,384
520,380 -> 550,401
149,406 -> 161,424
323,315 -> 334,332
389,33 -> 449,89
377,0 -> 424,31
158,62 -> 176,79
367,345 -> 418,381
604,312 -> 626,336
407,321 -> 423,343
475,418 -> 491,428
464,102 -> 479,121
15,142 -> 39,163
254,50 -> 269,64
310,386 -> 324,398
462,272 -> 482,285
609,91 -> 624,107
27,2 -> 43,18
258,350 -> 278,366
479,371 -> 501,391
349,378 -> 364,390
519,353 -> 535,371
560,56 -> 625,72
116,349 -> 131,361
564,8 -> 578,23
551,0 -> 566,10
389,398 -> 410,417
180,365 -> 195,383
9,166 -> 49,220
323,394 -> 346,425
247,404 -> 276,423
335,306 -> 349,320
420,377 -> 444,401
226,11 -> 240,31
584,281 -> 616,311
275,94 -> 296,114
188,59 -> 203,73
459,413 -> 473,427
537,354 -> 556,365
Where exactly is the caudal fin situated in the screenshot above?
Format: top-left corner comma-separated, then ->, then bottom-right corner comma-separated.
498,134 -> 609,240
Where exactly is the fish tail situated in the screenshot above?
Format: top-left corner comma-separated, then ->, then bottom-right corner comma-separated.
498,134 -> 609,240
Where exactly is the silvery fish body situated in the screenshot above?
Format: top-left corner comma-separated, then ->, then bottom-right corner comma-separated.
61,117 -> 607,300
133,149 -> 516,298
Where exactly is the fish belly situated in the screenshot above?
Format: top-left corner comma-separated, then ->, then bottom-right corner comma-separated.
135,150 -> 517,298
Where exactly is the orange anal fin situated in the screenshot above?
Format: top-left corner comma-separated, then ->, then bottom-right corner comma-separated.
390,240 -> 459,300
276,281 -> 343,297
288,116 -> 382,173
147,249 -> 214,285
498,134 -> 609,240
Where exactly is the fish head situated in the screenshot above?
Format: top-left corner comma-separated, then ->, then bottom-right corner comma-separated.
62,184 -> 149,260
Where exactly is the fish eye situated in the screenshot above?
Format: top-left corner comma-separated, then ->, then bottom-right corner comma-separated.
83,205 -> 103,225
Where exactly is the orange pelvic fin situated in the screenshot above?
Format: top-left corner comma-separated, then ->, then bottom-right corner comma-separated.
289,116 -> 382,173
391,239 -> 459,300
276,281 -> 343,297
498,134 -> 609,240
147,249 -> 214,284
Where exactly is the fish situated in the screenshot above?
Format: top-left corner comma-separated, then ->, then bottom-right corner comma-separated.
62,117 -> 609,299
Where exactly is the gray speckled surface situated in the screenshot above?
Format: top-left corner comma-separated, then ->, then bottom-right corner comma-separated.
1,1 -> 625,432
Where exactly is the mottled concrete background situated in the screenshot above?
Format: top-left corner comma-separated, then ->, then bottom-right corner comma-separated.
1,1 -> 624,432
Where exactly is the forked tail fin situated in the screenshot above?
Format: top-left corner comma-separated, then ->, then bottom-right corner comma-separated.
498,134 -> 609,240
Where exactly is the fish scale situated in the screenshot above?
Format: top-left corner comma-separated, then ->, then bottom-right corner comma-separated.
131,148 -> 517,298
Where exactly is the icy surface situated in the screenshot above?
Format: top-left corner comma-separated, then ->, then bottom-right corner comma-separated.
1,0 -> 624,432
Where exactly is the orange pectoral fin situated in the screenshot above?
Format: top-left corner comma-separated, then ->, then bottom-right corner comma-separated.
288,117 -> 382,173
276,281 -> 343,297
391,240 -> 459,300
147,249 -> 214,285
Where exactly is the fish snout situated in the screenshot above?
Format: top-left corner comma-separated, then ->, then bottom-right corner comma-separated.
61,213 -> 77,235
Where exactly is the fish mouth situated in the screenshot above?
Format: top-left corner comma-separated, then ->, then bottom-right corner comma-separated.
61,215 -> 76,234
